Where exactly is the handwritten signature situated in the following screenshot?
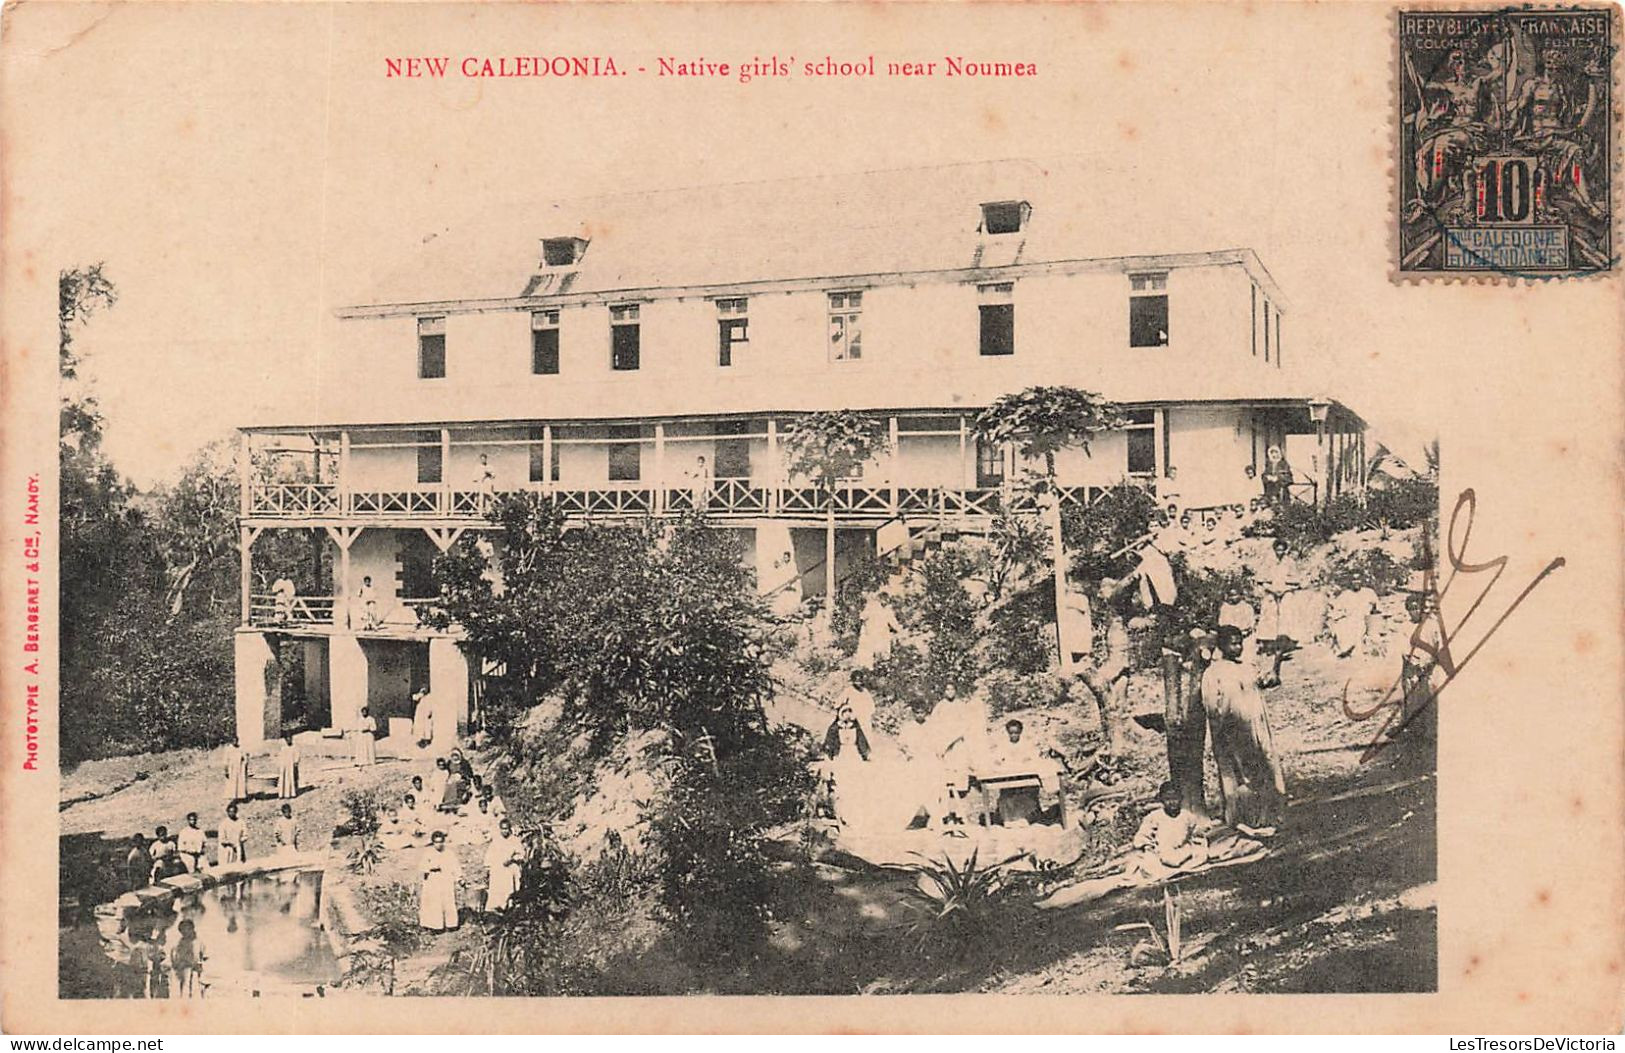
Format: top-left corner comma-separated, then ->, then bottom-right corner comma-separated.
1344,488 -> 1565,762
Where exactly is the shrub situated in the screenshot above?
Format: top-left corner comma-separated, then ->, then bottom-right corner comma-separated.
1367,476 -> 1439,530
1320,547 -> 1410,596
981,669 -> 1064,718
338,787 -> 389,837
905,849 -> 1024,956
1062,481 -> 1160,582
649,728 -> 815,965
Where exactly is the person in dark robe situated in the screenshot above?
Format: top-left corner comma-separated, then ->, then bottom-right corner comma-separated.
822,705 -> 871,761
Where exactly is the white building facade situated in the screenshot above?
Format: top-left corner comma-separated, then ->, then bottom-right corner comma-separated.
234,166 -> 1366,751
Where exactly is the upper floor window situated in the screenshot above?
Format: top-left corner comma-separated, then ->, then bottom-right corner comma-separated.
1124,410 -> 1156,476
531,311 -> 560,375
418,317 -> 447,378
829,291 -> 863,361
610,304 -> 640,371
606,424 -> 642,482
978,283 -> 1015,356
416,429 -> 443,485
717,298 -> 749,367
980,200 -> 1031,235
540,236 -> 588,268
1128,273 -> 1169,348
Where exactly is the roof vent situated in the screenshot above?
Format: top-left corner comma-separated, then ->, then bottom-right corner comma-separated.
979,200 -> 1030,235
540,236 -> 589,268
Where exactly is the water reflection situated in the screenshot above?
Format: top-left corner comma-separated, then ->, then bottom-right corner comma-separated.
110,871 -> 340,996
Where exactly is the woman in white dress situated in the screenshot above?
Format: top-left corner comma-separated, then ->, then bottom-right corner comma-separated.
222,744 -> 249,803
483,819 -> 524,914
275,735 -> 300,799
418,830 -> 461,931
348,706 -> 378,767
411,689 -> 434,748
273,803 -> 299,857
854,590 -> 901,667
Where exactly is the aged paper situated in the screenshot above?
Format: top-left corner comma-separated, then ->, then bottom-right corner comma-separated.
1,0 -> 1622,1035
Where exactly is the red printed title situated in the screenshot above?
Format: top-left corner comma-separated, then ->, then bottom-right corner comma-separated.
21,474 -> 41,771
385,54 -> 1038,82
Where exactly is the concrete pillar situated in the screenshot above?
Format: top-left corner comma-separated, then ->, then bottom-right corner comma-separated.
234,630 -> 281,750
429,638 -> 470,750
329,633 -> 368,732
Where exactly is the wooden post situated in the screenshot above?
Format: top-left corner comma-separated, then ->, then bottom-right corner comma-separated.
654,422 -> 666,515
766,417 -> 779,516
440,428 -> 452,515
239,525 -> 254,625
887,414 -> 899,516
542,424 -> 554,492
339,429 -> 351,515
1153,408 -> 1168,478
238,431 -> 251,517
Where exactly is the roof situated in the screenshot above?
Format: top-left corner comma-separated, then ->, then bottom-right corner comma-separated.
345,158 -> 1289,314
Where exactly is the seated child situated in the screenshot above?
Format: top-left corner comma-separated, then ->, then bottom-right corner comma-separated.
378,805 -> 415,851
1127,781 -> 1208,879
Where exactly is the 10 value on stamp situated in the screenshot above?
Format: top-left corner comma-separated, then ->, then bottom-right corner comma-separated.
1397,7 -> 1617,278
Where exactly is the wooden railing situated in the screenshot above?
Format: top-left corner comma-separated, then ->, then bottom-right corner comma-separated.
248,594 -> 337,627
246,481 -> 1132,523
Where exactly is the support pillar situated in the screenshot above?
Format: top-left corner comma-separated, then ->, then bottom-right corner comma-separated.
329,633 -> 368,733
425,637 -> 471,754
429,638 -> 470,750
234,630 -> 282,750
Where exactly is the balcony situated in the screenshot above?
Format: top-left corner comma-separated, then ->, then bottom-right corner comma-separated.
243,480 -> 1125,526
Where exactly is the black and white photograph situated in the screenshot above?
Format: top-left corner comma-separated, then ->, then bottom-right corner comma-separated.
3,0 -> 1620,1036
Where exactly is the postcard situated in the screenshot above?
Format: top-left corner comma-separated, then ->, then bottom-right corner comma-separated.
0,0 -> 1620,1035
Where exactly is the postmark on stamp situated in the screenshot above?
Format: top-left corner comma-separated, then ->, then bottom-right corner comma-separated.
1396,6 -> 1617,278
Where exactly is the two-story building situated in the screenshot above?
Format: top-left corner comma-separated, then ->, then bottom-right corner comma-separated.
234,161 -> 1367,753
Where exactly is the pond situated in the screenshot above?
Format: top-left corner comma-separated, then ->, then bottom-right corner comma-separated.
66,870 -> 342,998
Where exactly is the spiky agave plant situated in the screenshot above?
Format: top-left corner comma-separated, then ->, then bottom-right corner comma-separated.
904,848 -> 1028,953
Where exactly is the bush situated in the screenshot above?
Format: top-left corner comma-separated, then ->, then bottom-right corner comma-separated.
1320,547 -> 1410,596
981,669 -> 1064,718
339,786 -> 390,837
985,582 -> 1056,675
1367,476 -> 1439,530
648,727 -> 815,965
1062,481 -> 1160,582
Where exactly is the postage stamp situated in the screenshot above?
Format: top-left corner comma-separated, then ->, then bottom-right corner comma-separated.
1396,6 -> 1618,278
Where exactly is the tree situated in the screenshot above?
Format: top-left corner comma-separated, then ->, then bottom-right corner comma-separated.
431,496 -> 774,755
153,440 -> 241,621
780,411 -> 890,616
972,387 -> 1126,661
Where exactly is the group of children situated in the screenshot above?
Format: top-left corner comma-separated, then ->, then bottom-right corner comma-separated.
123,800 -> 305,894
369,748 -> 533,929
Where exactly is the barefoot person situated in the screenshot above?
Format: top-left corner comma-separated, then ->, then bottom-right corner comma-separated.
1126,781 -> 1209,879
276,734 -> 301,798
483,818 -> 524,914
218,803 -> 247,865
347,706 -> 378,767
418,830 -> 461,931
176,813 -> 206,873
222,743 -> 249,804
273,803 -> 300,856
1200,625 -> 1287,834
